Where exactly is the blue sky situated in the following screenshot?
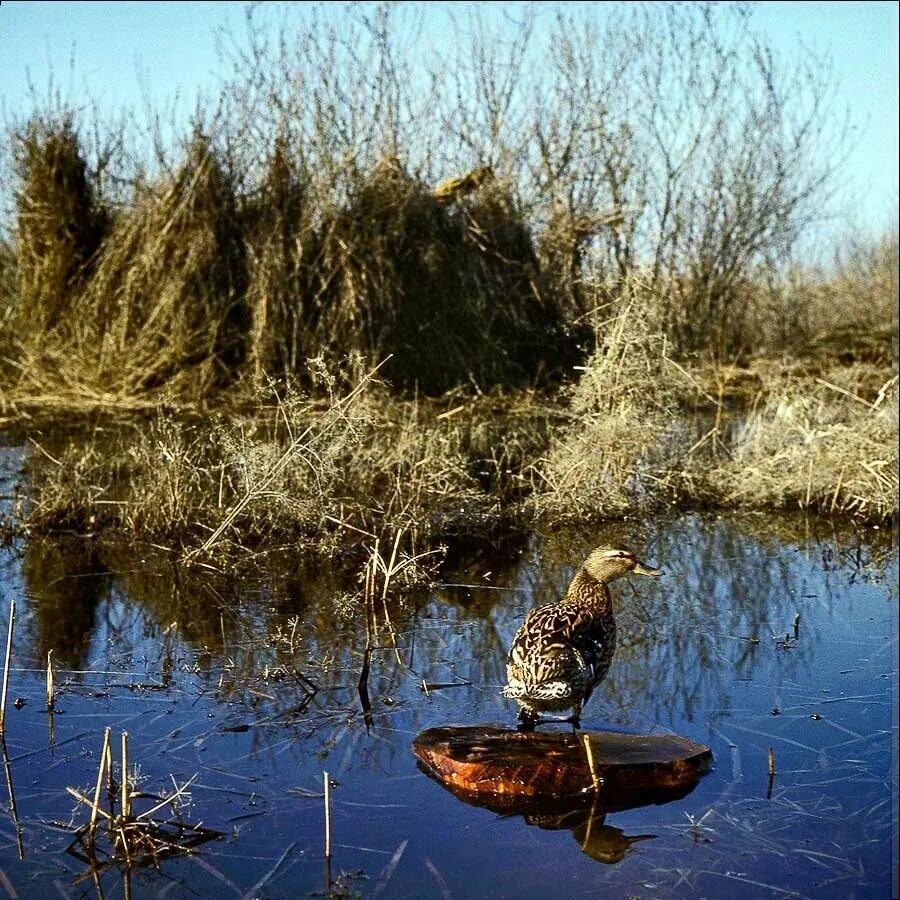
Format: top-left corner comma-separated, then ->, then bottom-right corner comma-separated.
1,1 -> 897,245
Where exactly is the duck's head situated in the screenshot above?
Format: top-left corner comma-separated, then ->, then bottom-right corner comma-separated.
582,546 -> 662,584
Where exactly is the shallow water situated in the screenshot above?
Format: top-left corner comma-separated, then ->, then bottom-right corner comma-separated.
0,504 -> 895,898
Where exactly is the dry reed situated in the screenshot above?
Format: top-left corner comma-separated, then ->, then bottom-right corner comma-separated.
0,600 -> 14,735
66,726 -> 221,872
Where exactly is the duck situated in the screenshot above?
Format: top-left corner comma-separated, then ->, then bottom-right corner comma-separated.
502,546 -> 662,729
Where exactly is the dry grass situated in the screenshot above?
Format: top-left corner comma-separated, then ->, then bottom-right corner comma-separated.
12,116 -> 106,341
305,158 -> 572,394
16,132 -> 248,403
7,123 -> 580,405
701,372 -> 898,520
528,277 -> 689,522
21,361 -> 548,558
19,316 -> 896,568
791,228 -> 898,363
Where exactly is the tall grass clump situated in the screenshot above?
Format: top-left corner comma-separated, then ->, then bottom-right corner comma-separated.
529,277 -> 685,522
73,132 -> 248,398
13,116 -> 106,340
309,159 -> 571,393
13,128 -> 248,402
242,138 -> 316,384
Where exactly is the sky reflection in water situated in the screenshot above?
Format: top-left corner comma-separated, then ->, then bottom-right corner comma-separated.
0,511 -> 895,899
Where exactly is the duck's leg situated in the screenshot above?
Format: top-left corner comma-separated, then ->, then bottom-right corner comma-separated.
567,697 -> 583,730
517,707 -> 539,732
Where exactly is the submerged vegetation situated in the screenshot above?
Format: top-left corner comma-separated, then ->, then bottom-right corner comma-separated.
0,3 -> 896,562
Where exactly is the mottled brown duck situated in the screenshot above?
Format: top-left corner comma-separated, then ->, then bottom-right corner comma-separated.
502,546 -> 662,728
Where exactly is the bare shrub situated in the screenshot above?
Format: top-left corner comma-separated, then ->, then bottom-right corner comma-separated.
520,5 -> 844,358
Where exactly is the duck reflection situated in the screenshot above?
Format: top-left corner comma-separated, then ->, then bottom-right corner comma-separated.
468,791 -> 657,864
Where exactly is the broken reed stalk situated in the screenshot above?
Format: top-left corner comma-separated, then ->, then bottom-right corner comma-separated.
581,733 -> 601,791
766,746 -> 776,800
323,770 -> 332,866
90,728 -> 112,841
121,731 -> 130,818
104,730 -> 114,794
46,649 -> 54,710
0,600 -> 15,735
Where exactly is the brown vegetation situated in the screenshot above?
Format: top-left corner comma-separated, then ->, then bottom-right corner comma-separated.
0,4 -> 895,556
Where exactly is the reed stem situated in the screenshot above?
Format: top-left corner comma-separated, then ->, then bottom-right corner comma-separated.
0,600 -> 15,735
323,770 -> 332,862
90,728 -> 112,842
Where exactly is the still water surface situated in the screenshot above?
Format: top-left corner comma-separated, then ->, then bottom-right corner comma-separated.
0,508 -> 895,899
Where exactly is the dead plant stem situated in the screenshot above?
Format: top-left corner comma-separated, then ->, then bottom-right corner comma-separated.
0,600 -> 14,736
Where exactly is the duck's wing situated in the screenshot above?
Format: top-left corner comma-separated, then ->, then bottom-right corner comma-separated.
507,603 -> 615,684
508,603 -> 603,666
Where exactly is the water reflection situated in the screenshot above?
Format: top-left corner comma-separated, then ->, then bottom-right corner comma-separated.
428,783 -> 662,864
23,536 -> 108,669
15,512 -> 896,732
4,511 -> 895,897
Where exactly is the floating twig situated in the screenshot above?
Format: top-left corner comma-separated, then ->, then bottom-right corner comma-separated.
242,841 -> 296,900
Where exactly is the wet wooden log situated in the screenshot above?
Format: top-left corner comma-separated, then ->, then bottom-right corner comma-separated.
413,725 -> 712,807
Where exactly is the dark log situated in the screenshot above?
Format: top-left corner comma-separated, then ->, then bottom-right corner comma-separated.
412,725 -> 713,864
413,725 -> 712,805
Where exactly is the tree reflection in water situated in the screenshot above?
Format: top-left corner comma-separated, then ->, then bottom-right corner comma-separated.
6,511 -> 894,895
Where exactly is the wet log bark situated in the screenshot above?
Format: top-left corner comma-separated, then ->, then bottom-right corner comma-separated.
413,725 -> 712,805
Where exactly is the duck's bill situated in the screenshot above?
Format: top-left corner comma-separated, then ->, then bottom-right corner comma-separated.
633,562 -> 663,577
